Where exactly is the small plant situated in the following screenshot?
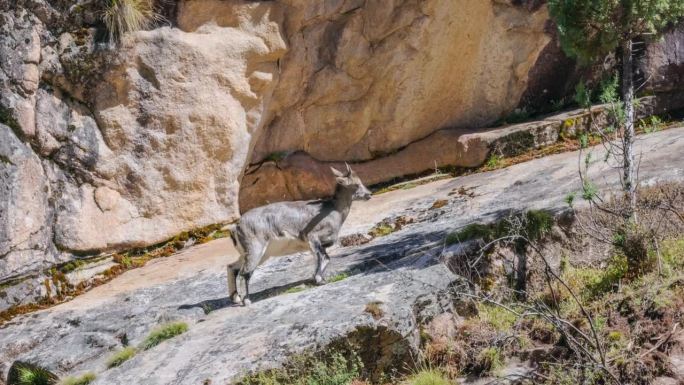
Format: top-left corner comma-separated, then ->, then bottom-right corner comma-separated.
364,301 -> 384,320
446,223 -> 493,244
598,74 -> 620,104
524,210 -> 554,240
107,346 -> 137,368
477,303 -> 518,332
582,180 -> 599,200
404,368 -> 450,385
579,133 -> 589,149
284,285 -> 309,294
11,364 -> 57,385
60,373 -> 96,385
475,347 -> 503,375
638,115 -> 663,133
551,97 -> 568,111
368,223 -> 395,238
264,151 -> 289,163
102,0 -> 162,43
485,153 -> 502,169
565,191 -> 577,207
574,81 -> 591,108
140,321 -> 189,350
328,273 -> 348,283
113,254 -> 132,268
240,352 -> 361,385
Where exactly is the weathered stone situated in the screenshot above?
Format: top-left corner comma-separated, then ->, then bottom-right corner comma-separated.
0,124 -> 53,281
2,0 -> 684,305
253,0 -> 552,162
1,127 -> 683,384
240,96 -> 684,211
641,24 -> 684,94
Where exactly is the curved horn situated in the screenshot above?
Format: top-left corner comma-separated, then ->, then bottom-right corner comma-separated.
330,166 -> 344,177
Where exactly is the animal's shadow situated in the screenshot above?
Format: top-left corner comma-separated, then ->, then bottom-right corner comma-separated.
177,278 -> 316,313
177,206 -> 529,312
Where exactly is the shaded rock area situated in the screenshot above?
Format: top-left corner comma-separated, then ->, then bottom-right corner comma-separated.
1,128 -> 683,385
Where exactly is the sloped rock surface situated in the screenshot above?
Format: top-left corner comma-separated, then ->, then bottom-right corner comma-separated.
2,0 -> 684,314
1,128 -> 684,385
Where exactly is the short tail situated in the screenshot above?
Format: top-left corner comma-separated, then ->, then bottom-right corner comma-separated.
223,223 -> 239,247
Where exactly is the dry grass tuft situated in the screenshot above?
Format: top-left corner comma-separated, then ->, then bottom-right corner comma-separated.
102,0 -> 163,43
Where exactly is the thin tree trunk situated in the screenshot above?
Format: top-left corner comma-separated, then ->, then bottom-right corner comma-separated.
621,39 -> 637,221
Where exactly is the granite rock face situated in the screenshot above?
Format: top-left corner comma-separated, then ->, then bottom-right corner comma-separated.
1,0 -> 684,302
0,1 -> 286,292
1,127 -> 683,385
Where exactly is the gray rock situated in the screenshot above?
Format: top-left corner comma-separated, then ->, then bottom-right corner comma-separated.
1,127 -> 684,384
0,240 -> 458,384
0,124 -> 53,282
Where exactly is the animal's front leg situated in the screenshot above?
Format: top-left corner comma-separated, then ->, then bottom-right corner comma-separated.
227,263 -> 241,304
308,239 -> 330,285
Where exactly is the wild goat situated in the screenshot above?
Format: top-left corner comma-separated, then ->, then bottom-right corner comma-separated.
226,164 -> 372,305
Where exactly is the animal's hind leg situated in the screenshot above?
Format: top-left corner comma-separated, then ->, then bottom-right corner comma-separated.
237,244 -> 266,306
227,262 -> 242,304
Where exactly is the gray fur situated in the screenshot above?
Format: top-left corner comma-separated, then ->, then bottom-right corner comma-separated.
227,165 -> 371,305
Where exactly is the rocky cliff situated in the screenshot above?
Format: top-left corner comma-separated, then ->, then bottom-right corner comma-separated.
1,0 -> 683,305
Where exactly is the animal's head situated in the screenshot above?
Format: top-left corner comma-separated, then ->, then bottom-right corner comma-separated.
331,164 -> 372,201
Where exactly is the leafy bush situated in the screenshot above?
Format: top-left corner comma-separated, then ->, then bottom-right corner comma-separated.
102,0 -> 162,43
106,346 -> 137,368
140,321 -> 189,350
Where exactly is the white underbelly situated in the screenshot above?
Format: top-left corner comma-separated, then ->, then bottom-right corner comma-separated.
261,237 -> 309,264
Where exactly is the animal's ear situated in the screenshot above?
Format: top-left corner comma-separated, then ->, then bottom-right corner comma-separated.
345,162 -> 352,176
330,167 -> 345,177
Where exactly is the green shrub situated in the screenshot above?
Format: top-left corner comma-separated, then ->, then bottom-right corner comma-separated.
102,0 -> 162,43
562,255 -> 627,301
140,321 -> 189,350
240,353 -> 361,385
638,115 -> 663,133
598,74 -> 620,104
404,369 -> 450,385
11,364 -> 58,385
574,81 -> 591,108
446,210 -> 553,245
475,347 -> 503,374
524,210 -> 554,240
60,373 -> 96,385
582,180 -> 599,200
106,346 -> 137,368
485,154 -> 502,169
446,223 -> 494,244
477,303 -> 518,332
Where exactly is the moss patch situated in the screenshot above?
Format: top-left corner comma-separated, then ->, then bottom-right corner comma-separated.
60,372 -> 96,385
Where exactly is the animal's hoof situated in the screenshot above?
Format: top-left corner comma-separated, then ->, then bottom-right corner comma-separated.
314,275 -> 327,285
242,298 -> 252,306
231,293 -> 242,304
